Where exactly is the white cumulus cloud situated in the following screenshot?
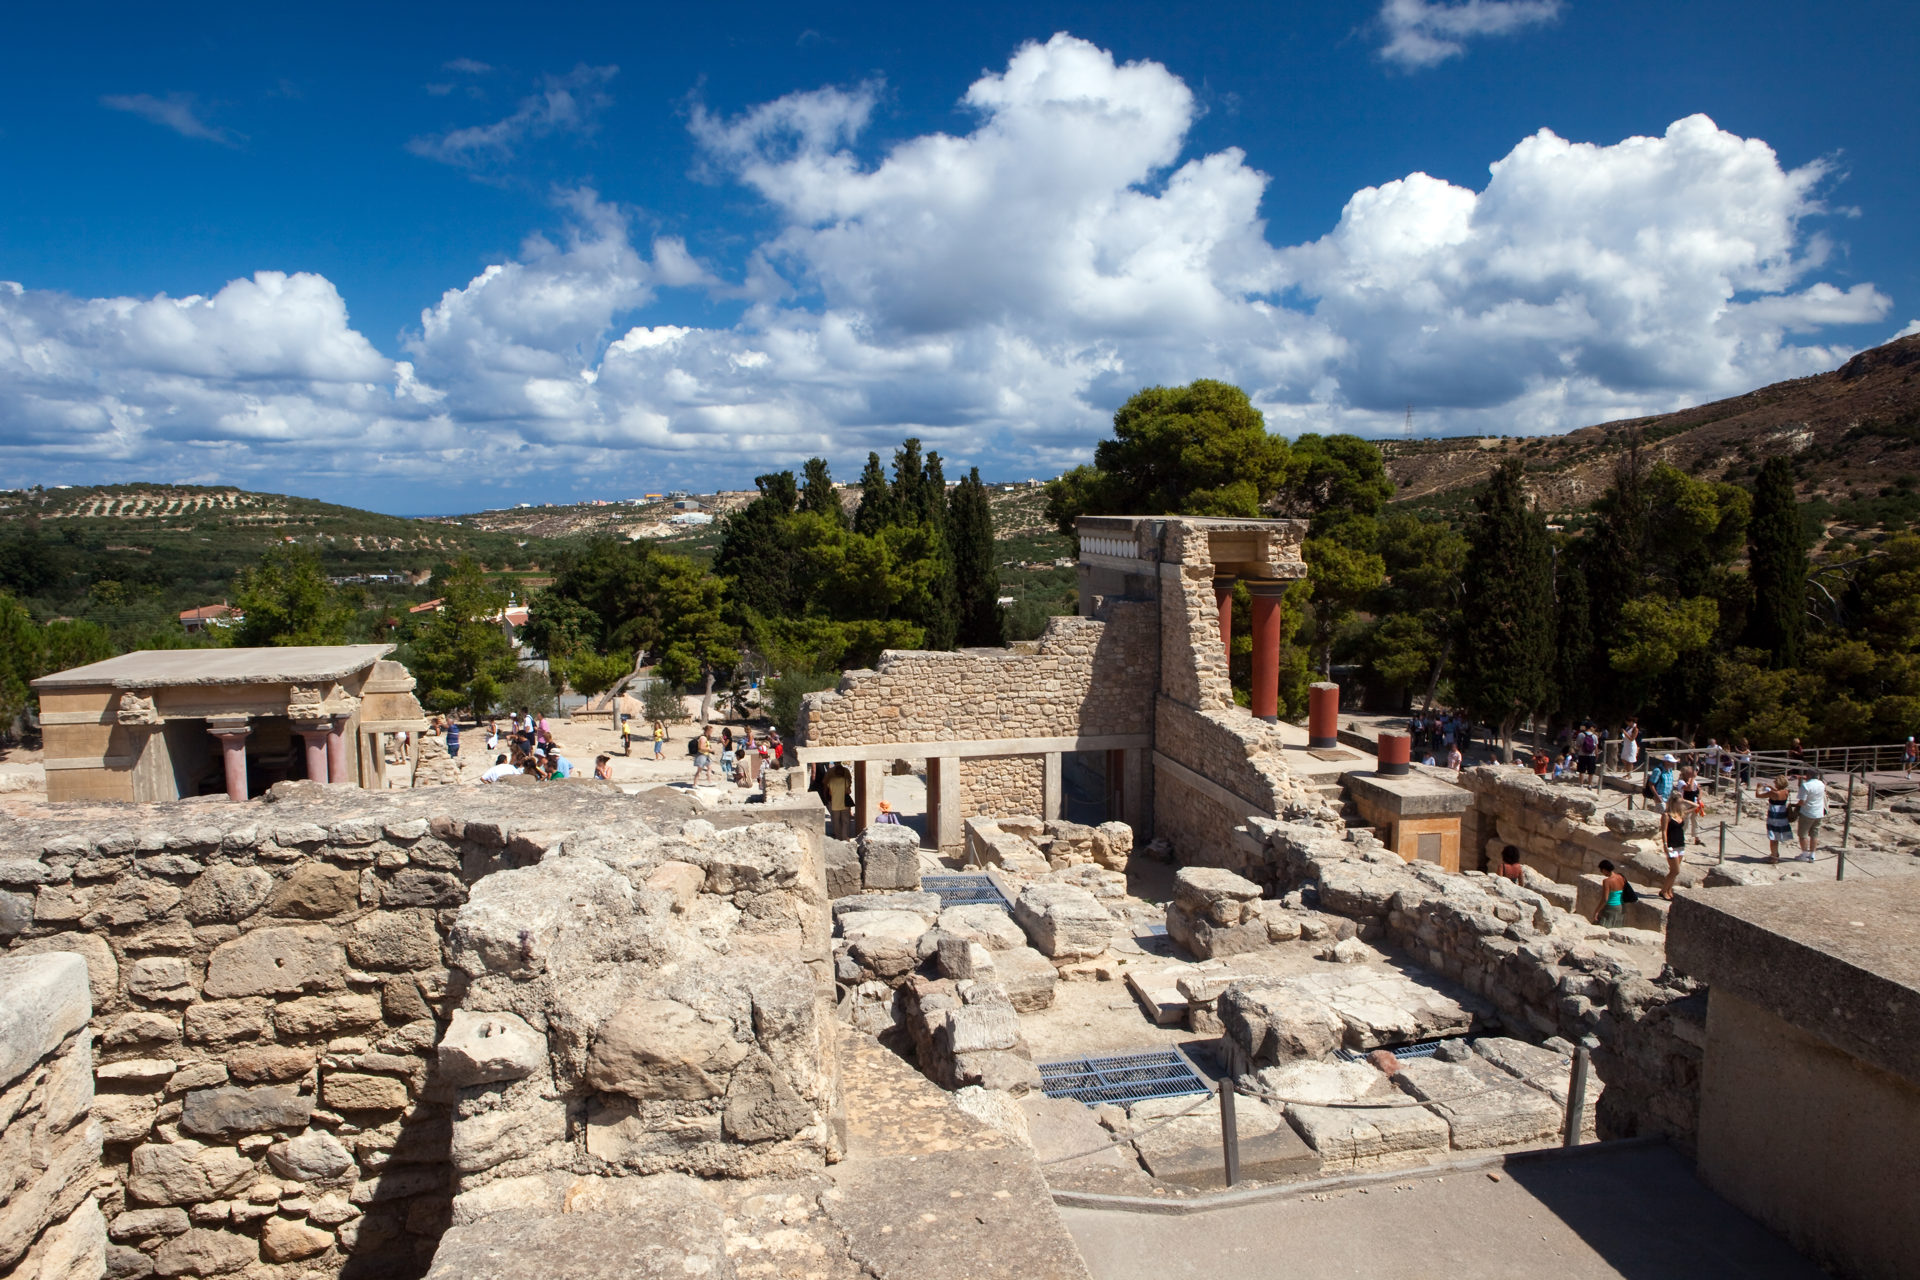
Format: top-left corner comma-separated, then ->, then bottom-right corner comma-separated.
0,34 -> 1894,504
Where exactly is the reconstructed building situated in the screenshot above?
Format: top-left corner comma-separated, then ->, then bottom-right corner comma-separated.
798,516 -> 1326,857
31,645 -> 427,803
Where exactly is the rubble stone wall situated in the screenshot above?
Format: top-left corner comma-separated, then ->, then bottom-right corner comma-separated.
0,952 -> 105,1280
1152,700 -> 1330,875
959,756 -> 1043,823
1155,523 -> 1236,713
1248,816 -> 1704,1149
1458,766 -> 1668,887
801,602 -> 1158,751
0,784 -> 836,1280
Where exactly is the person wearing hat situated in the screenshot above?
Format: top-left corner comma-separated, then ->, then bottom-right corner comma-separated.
1644,753 -> 1677,805
874,800 -> 901,825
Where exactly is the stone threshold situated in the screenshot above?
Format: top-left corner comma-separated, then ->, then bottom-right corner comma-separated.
1048,1134 -> 1666,1215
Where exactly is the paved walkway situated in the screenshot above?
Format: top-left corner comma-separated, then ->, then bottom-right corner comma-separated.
1059,1143 -> 1821,1280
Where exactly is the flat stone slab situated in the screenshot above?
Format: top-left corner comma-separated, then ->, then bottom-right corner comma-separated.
1472,1037 -> 1598,1140
1220,967 -> 1473,1066
425,1176 -> 732,1280
1127,1095 -> 1319,1188
1342,770 -> 1473,818
1392,1057 -> 1563,1150
1284,1101 -> 1450,1173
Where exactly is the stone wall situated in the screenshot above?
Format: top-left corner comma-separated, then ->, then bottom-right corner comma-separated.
1,952 -> 104,1280
801,601 -> 1158,750
1458,766 -> 1668,889
959,756 -> 1043,822
0,782 -> 833,1280
1244,816 -> 1704,1148
1152,700 -> 1330,870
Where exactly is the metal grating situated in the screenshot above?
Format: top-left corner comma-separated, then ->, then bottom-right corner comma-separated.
921,874 -> 1010,910
1038,1049 -> 1210,1106
1334,1039 -> 1448,1064
1137,923 -> 1169,938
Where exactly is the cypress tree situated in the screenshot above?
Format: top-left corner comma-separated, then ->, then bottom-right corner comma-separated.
799,457 -> 845,526
891,438 -> 932,525
712,471 -> 799,623
948,468 -> 1003,647
1456,460 -> 1555,759
1552,553 -> 1594,722
852,452 -> 894,535
1746,455 -> 1806,668
923,451 -> 949,535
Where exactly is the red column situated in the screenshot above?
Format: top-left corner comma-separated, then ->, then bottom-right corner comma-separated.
1378,730 -> 1412,776
326,716 -> 350,786
1248,581 -> 1286,722
209,724 -> 250,801
1213,576 -> 1235,660
1309,682 -> 1340,748
300,728 -> 330,784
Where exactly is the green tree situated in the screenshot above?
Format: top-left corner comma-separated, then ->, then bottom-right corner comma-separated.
403,558 -> 519,714
641,678 -> 687,725
799,457 -> 846,526
231,546 -> 354,647
1362,513 -> 1467,708
852,452 -> 896,535
1044,380 -> 1293,535
1456,460 -> 1555,759
0,592 -> 44,729
1302,522 -> 1384,677
947,467 -> 1004,646
1746,455 -> 1807,667
713,472 -> 801,624
1552,556 -> 1594,719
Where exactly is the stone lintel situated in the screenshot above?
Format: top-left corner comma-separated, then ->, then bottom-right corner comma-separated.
1341,770 -> 1472,819
1668,877 -> 1920,1088
795,733 -> 1148,765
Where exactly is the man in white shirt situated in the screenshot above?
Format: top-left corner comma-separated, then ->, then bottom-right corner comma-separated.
1795,771 -> 1827,859
481,754 -> 519,784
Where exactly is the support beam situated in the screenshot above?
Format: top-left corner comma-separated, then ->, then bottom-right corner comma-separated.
926,756 -> 962,850
297,724 -> 331,784
1122,747 -> 1149,833
1248,580 -> 1288,722
1043,751 -> 1063,821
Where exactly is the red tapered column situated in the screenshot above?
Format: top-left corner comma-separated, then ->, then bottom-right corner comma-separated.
1378,730 -> 1412,776
1248,581 -> 1286,722
326,716 -> 350,786
1308,682 -> 1340,749
208,720 -> 250,801
1213,576 -> 1235,660
299,726 -> 330,784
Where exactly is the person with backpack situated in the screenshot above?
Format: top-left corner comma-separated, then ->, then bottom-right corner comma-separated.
1574,724 -> 1598,779
1595,859 -> 1632,928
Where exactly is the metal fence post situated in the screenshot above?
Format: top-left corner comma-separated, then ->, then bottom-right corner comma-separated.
1718,821 -> 1726,865
1837,845 -> 1847,882
1563,1044 -> 1591,1148
1219,1081 -> 1241,1187
1842,773 -> 1855,849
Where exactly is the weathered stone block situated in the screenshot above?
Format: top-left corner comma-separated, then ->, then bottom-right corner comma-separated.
822,838 -> 861,900
266,1130 -> 353,1182
1285,1101 -> 1450,1171
857,825 -> 921,891
937,904 -> 1026,952
1011,883 -> 1111,959
127,1142 -> 257,1205
225,1046 -> 316,1084
324,1073 -> 410,1111
270,994 -> 382,1039
260,1218 -> 333,1262
437,1010 -> 545,1088
151,1227 -> 254,1276
181,1085 -> 314,1138
994,947 -> 1058,1012
586,998 -> 748,1101
0,953 -> 91,1089
201,927 -> 344,999
346,910 -> 441,970
127,957 -> 198,1004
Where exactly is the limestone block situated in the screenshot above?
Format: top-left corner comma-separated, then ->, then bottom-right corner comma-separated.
1165,903 -> 1268,959
346,910 -> 441,970
259,1218 -> 332,1262
105,1012 -> 180,1049
586,998 -> 748,1100
18,1196 -> 106,1280
857,825 -> 921,892
1604,809 -> 1661,839
266,1130 -> 353,1182
224,1047 -> 316,1084
0,953 -> 90,1089
832,892 -> 941,921
270,994 -> 382,1039
200,927 -> 345,999
822,839 -> 861,900
127,1141 -> 257,1206
323,1073 -> 409,1111
96,1093 -> 161,1144
80,879 -> 181,929
838,910 -> 935,980
998,816 -> 1046,841
1011,883 -> 1111,959
437,1010 -> 546,1088
940,1004 -> 1021,1055
128,957 -> 199,1004
1392,1057 -> 1562,1149
935,936 -> 996,982
1471,1036 -> 1599,1138
150,1227 -> 254,1277
1285,1101 -> 1450,1172
164,1063 -> 228,1094
7,934 -> 117,1015
447,857 -> 633,978
721,1052 -> 813,1143
1094,821 -> 1134,870
451,1091 -> 567,1174
424,1177 -> 731,1280
937,904 -> 1026,952
0,889 -> 31,940
1172,866 -> 1261,923
994,947 -> 1058,1013
181,1085 -> 314,1139
110,1208 -> 191,1243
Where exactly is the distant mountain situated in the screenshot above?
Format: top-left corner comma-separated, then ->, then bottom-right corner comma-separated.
1381,333 -> 1920,533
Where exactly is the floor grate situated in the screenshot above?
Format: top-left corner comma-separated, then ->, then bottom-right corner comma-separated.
1334,1039 -> 1448,1064
921,874 -> 1011,910
1038,1049 -> 1211,1106
1137,923 -> 1169,938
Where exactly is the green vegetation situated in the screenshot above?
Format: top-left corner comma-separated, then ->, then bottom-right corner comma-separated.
399,558 -> 520,714
1455,460 -> 1554,758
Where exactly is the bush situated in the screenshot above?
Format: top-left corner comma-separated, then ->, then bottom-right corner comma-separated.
641,679 -> 688,725
492,665 -> 559,718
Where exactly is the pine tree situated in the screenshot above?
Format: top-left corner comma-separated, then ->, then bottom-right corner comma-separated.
1746,455 -> 1806,668
1456,460 -> 1555,759
852,452 -> 894,535
947,468 -> 1003,646
799,457 -> 845,526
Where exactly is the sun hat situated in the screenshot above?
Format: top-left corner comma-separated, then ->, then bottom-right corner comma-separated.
1662,753 -> 1677,762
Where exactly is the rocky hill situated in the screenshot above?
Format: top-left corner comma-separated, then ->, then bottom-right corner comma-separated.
1381,333 -> 1920,528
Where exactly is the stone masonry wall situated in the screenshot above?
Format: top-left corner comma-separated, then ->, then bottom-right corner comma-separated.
800,601 -> 1158,749
1,952 -> 105,1280
1152,700 -> 1332,870
1458,767 -> 1673,920
0,782 -> 833,1280
1155,522 -> 1235,713
959,756 -> 1044,823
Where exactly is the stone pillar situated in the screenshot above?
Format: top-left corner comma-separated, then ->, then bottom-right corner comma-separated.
1248,581 -> 1288,722
297,724 -> 331,784
1122,747 -> 1149,833
207,719 -> 250,802
327,715 -> 351,787
1378,730 -> 1412,776
1308,682 -> 1340,749
927,757 -> 962,850
1043,752 -> 1063,821
1213,576 -> 1235,660
853,760 -> 879,833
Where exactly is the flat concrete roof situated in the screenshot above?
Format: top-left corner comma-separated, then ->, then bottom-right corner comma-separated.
32,644 -> 395,691
1668,877 -> 1920,1087
1342,768 -> 1472,817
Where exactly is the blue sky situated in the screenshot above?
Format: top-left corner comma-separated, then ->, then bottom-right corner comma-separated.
2,0 -> 1915,513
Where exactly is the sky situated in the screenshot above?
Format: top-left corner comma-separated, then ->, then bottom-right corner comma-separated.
2,1 -> 1916,514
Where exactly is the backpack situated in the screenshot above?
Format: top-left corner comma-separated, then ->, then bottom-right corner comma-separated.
687,737 -> 700,757
1620,878 -> 1640,904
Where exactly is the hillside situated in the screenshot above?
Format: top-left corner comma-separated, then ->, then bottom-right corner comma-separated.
1382,333 -> 1920,538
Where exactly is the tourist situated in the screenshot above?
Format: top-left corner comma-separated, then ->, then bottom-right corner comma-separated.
824,763 -> 854,839
1445,740 -> 1463,772
1594,860 -> 1627,928
1795,769 -> 1826,860
621,716 -> 632,757
653,721 -> 666,760
549,749 -> 575,779
594,754 -> 613,780
485,720 -> 499,752
1497,844 -> 1526,886
720,737 -> 736,782
692,729 -> 714,784
875,800 -> 901,825
1661,792 -> 1689,900
1788,737 -> 1806,766
481,754 -> 518,784
1531,746 -> 1552,776
1758,773 -> 1792,863
538,712 -> 551,740
1618,717 -> 1639,775
1645,753 -> 1677,805
1679,764 -> 1705,846
1574,723 -> 1598,779
445,718 -> 460,758
1733,738 -> 1753,784
1906,736 -> 1918,778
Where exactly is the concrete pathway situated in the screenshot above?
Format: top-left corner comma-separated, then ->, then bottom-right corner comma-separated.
1059,1143 -> 1821,1280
